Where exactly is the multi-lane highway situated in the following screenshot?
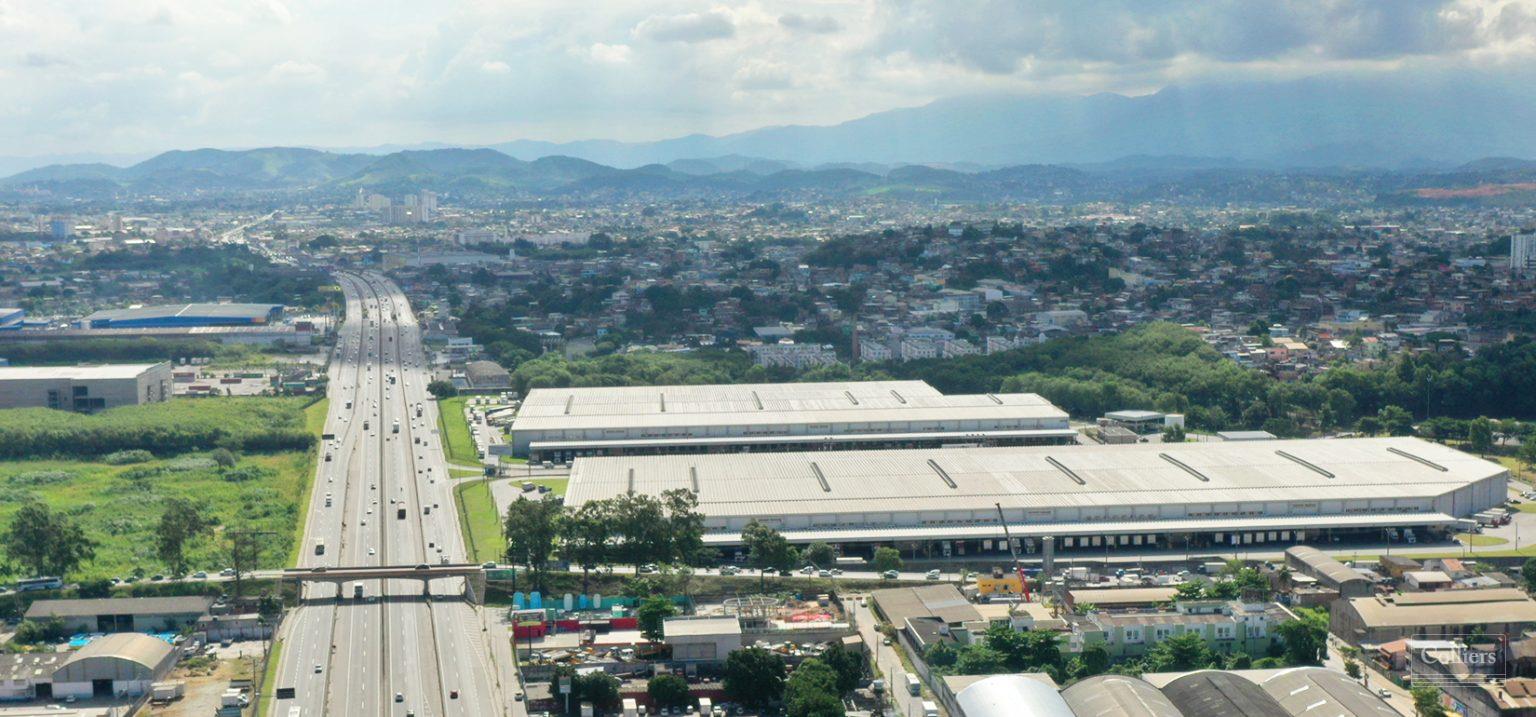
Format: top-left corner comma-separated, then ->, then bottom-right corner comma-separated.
270,271 -> 507,716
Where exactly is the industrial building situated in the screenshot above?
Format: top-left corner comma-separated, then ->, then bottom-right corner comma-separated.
0,362 -> 172,411
1160,671 -> 1289,717
511,380 -> 1075,461
0,633 -> 176,701
947,669 -> 1395,717
1283,546 -> 1373,598
1329,587 -> 1536,645
0,307 -> 23,330
80,302 -> 282,329
25,596 -> 213,634
564,437 -> 1506,556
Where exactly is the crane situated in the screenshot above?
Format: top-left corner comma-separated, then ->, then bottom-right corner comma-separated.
995,502 -> 1031,601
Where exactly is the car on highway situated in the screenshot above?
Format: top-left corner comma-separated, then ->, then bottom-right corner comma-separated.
395,692 -> 404,703
882,570 -> 900,579
926,569 -> 942,580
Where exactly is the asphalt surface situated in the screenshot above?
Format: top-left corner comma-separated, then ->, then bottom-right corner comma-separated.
269,272 -> 509,717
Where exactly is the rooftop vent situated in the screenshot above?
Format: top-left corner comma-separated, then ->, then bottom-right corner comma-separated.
751,391 -> 763,410
810,462 -> 831,493
985,393 -> 1004,405
845,390 -> 860,406
659,393 -> 666,413
1044,456 -> 1086,486
927,459 -> 958,489
563,395 -> 574,415
1276,450 -> 1335,478
627,468 -> 635,494
689,466 -> 700,493
890,389 -> 907,405
1159,452 -> 1211,482
1387,446 -> 1449,472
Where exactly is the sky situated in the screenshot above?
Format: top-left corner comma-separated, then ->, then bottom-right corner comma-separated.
1,0 -> 1534,158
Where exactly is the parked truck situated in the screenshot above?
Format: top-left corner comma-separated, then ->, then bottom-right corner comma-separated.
922,700 -> 939,717
904,672 -> 921,696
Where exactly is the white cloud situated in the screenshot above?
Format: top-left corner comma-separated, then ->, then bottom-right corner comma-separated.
588,42 -> 632,64
0,0 -> 1528,158
634,9 -> 735,43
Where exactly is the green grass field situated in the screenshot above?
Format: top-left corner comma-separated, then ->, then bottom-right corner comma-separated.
454,478 -> 503,564
0,396 -> 324,580
436,396 -> 480,465
0,451 -> 311,580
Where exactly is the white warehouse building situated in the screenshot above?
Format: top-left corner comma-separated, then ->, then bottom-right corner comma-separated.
510,380 -> 1075,461
564,437 -> 1506,558
0,362 -> 172,412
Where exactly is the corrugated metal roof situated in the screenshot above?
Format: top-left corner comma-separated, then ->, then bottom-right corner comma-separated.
55,633 -> 174,677
1285,546 -> 1370,587
1260,667 -> 1401,717
956,675 -> 1077,717
566,437 -> 1503,520
1062,675 -> 1187,717
25,596 -> 213,619
529,427 -> 1078,451
511,381 -> 1067,432
1162,671 -> 1291,717
0,363 -> 165,380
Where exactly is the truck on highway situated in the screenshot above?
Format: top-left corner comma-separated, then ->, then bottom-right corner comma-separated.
392,420 -> 400,434
922,700 -> 939,717
397,506 -> 406,519
904,672 -> 921,696
353,583 -> 364,599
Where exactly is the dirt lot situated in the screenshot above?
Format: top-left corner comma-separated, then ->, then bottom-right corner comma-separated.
147,651 -> 255,717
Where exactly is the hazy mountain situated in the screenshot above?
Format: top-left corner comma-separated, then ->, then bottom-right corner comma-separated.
484,72 -> 1536,168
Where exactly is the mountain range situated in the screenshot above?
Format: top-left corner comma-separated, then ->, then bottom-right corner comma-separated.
4,71 -> 1536,205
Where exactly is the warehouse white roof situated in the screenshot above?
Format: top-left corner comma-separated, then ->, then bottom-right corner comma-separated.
0,363 -> 164,380
511,380 -> 1067,432
566,437 -> 1502,522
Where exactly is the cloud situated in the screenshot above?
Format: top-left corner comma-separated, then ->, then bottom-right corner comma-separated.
869,0 -> 1531,76
734,61 -> 794,90
634,9 -> 735,43
19,52 -> 72,68
587,42 -> 632,64
481,60 -> 512,74
778,13 -> 840,34
267,60 -> 325,83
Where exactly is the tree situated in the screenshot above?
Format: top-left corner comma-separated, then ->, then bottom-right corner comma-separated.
1356,416 -> 1383,436
925,641 -> 957,668
801,542 -> 835,569
1276,611 -> 1328,665
1162,424 -> 1186,443
648,674 -> 691,708
156,498 -> 211,576
1379,405 -> 1415,436
724,647 -> 786,707
820,640 -> 864,693
637,595 -> 677,642
742,520 -> 797,588
1077,644 -> 1110,677
609,492 -> 669,570
660,488 -> 707,566
785,660 -> 844,717
1174,581 -> 1206,601
1522,557 -> 1536,592
503,496 -> 563,589
873,547 -> 903,575
1468,416 -> 1494,453
575,672 -> 621,711
955,645 -> 1007,674
2,501 -> 97,577
1520,440 -> 1536,473
427,380 -> 458,399
1411,684 -> 1448,717
1144,632 -> 1218,672
210,447 -> 238,469
560,501 -> 615,593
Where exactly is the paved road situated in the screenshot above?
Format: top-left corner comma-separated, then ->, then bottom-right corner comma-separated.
269,272 -> 512,717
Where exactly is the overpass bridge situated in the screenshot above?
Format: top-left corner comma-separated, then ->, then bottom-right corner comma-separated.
281,563 -> 489,604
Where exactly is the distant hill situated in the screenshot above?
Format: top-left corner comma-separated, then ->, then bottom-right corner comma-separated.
6,144 -> 1536,207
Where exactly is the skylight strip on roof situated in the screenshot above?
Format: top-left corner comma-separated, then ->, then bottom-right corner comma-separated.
927,459 -> 958,489
690,466 -> 699,493
1044,456 -> 1087,485
627,468 -> 635,494
752,391 -> 763,410
986,393 -> 1003,404
1275,450 -> 1335,478
845,390 -> 860,405
1159,452 -> 1211,482
1386,446 -> 1449,472
564,395 -> 574,415
810,462 -> 831,492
